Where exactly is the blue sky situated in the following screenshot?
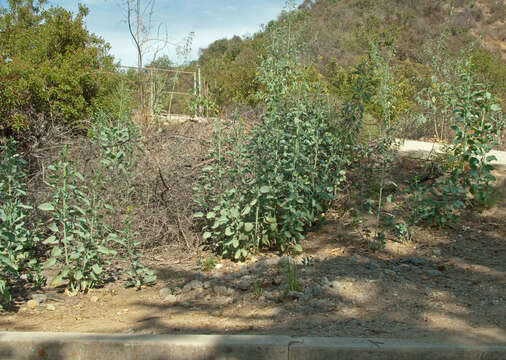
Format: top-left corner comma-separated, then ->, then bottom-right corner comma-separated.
1,0 -> 302,66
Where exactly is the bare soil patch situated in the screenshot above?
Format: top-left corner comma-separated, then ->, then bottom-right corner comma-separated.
1,167 -> 505,346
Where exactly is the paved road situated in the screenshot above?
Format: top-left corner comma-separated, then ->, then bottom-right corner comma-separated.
397,139 -> 506,171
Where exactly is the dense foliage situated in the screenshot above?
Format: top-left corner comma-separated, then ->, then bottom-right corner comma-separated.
0,0 -> 117,139
0,140 -> 41,304
0,0 -> 504,309
195,9 -> 347,259
410,59 -> 503,226
0,102 -> 155,308
194,0 -> 504,258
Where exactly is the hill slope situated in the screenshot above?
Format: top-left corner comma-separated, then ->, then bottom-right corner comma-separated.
197,0 -> 505,111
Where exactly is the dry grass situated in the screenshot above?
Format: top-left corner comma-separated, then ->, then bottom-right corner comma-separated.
18,119 -> 213,258
132,121 -> 212,251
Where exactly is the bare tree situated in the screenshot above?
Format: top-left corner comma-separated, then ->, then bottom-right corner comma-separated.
123,0 -> 173,119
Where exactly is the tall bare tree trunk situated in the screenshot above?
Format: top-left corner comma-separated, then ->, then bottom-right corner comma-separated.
136,0 -> 145,122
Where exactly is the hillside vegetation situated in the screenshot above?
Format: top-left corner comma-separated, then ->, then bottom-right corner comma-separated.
0,0 -> 504,310
0,1 -> 118,144
198,0 -> 505,142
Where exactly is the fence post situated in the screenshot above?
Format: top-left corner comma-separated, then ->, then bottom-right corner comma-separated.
193,72 -> 197,96
198,67 -> 201,97
198,67 -> 202,117
150,68 -> 154,120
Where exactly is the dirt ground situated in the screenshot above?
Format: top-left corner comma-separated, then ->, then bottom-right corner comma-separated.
1,168 -> 505,346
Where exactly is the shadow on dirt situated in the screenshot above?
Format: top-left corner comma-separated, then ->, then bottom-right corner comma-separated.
128,209 -> 505,345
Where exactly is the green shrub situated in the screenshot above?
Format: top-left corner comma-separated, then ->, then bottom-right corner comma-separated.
194,7 -> 346,260
410,59 -> 504,226
0,1 -> 117,139
39,109 -> 154,292
38,146 -> 118,292
89,109 -> 155,289
471,49 -> 505,107
185,90 -> 219,118
111,221 -> 156,289
89,109 -> 141,203
0,139 -> 42,307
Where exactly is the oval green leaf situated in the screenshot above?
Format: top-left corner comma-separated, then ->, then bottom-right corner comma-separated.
244,223 -> 254,232
38,203 -> 54,211
259,185 -> 271,194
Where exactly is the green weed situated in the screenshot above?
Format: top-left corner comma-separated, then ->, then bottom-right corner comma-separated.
39,109 -> 154,292
39,146 -> 117,292
197,256 -> 217,271
410,57 -> 504,227
0,139 -> 42,307
252,280 -> 264,298
194,5 -> 346,260
111,222 -> 156,289
283,259 -> 302,294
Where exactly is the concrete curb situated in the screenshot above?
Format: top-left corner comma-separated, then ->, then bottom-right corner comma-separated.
396,139 -> 506,171
291,337 -> 506,360
1,332 -> 505,360
0,333 -> 290,360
